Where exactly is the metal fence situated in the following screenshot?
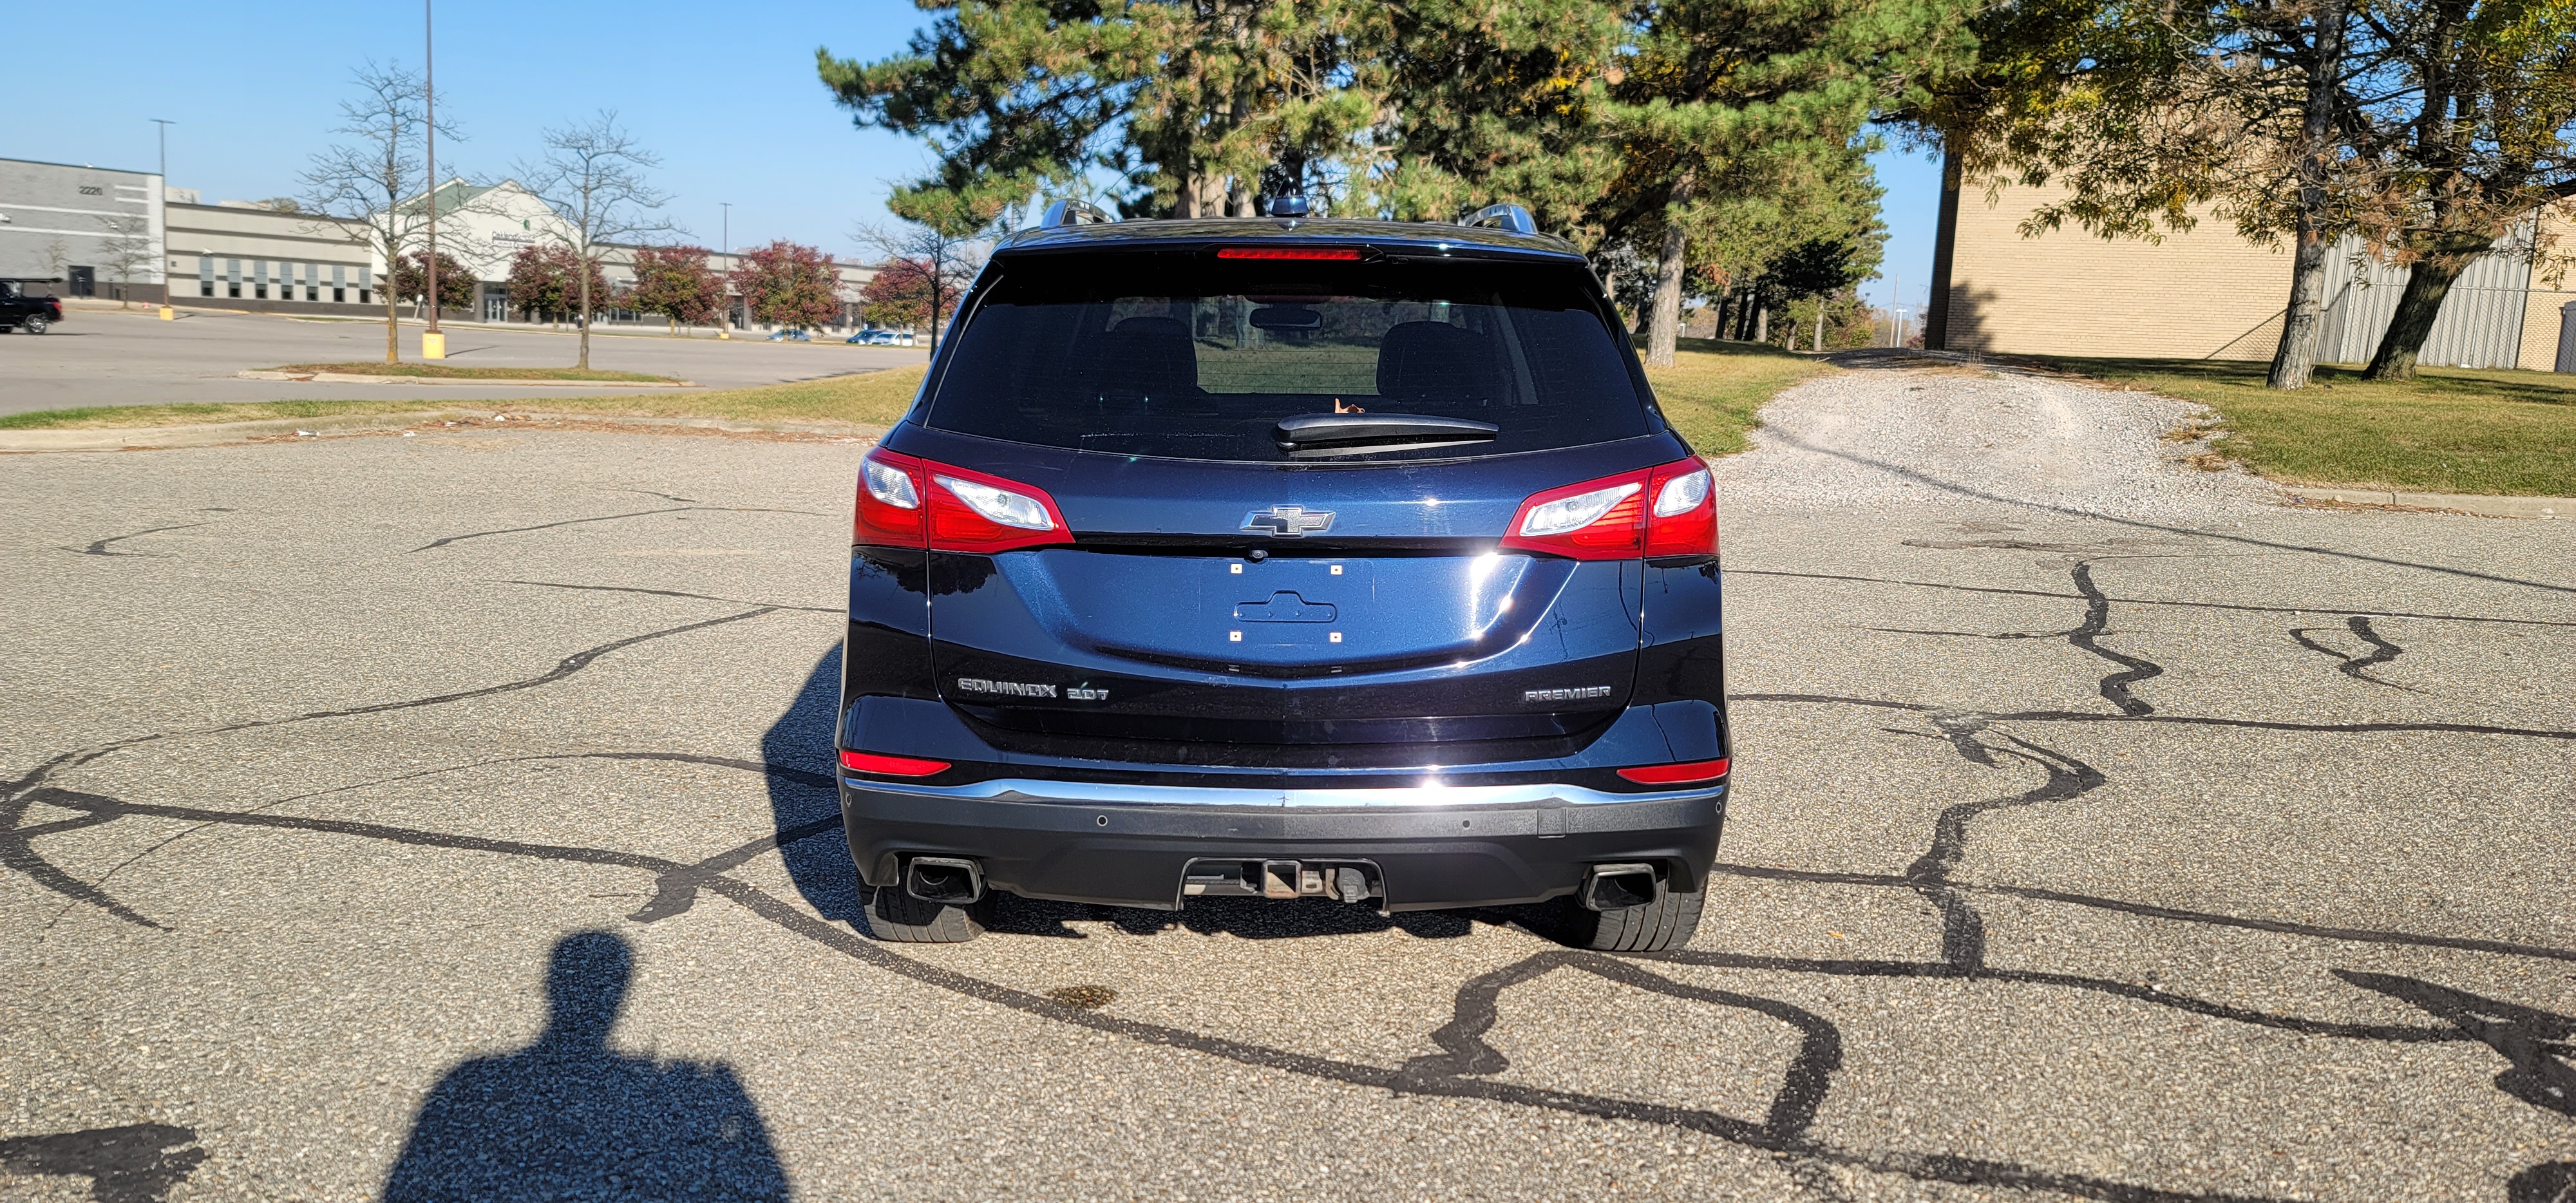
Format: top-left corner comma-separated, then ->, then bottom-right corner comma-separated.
2313,229 -> 2534,370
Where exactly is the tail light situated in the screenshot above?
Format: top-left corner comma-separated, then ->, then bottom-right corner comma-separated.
853,450 -> 1071,554
855,450 -> 928,548
840,749 -> 951,777
1617,757 -> 1730,785
1502,458 -> 1718,560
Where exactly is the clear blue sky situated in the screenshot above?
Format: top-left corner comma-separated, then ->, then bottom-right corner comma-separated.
0,0 -> 1941,296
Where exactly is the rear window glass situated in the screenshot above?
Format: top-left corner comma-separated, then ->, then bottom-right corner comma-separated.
922,252 -> 1654,462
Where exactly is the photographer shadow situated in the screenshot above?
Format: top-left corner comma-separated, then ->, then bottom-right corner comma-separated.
381,931 -> 788,1202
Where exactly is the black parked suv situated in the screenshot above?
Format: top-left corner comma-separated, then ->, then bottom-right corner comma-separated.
838,202 -> 1729,949
0,279 -> 65,334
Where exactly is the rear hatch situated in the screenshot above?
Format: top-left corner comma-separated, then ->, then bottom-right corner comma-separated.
869,245 -> 1704,761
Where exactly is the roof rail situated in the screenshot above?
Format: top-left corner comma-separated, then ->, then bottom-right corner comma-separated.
1459,204 -> 1537,236
1039,198 -> 1117,229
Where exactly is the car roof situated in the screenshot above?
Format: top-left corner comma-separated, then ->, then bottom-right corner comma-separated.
993,217 -> 1585,264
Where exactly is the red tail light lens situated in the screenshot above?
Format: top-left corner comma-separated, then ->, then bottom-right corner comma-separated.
1617,757 -> 1730,785
854,449 -> 927,548
926,462 -> 1072,554
1644,460 -> 1718,556
1501,459 -> 1718,561
840,749 -> 952,777
851,451 -> 1071,554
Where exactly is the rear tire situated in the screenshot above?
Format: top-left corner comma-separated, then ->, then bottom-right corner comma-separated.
21,316 -> 48,334
862,884 -> 990,943
1557,882 -> 1704,952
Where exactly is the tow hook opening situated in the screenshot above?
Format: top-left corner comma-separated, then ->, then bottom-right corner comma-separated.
1184,859 -> 1381,905
1582,862 -> 1663,912
905,855 -> 985,904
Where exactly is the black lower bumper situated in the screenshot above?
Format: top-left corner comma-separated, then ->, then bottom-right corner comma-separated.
839,781 -> 1726,912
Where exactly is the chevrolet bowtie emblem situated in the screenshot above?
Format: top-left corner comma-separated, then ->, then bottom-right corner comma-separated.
1242,505 -> 1335,537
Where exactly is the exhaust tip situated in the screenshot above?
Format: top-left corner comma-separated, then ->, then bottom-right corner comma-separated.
905,856 -> 984,904
1582,862 -> 1662,912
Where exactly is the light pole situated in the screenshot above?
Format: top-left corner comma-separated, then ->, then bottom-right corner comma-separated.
421,0 -> 446,359
151,119 -> 176,319
718,202 -> 732,339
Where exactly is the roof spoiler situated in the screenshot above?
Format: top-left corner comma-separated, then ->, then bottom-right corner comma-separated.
1459,204 -> 1537,236
1039,198 -> 1118,229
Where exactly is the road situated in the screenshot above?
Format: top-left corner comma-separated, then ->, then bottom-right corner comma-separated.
0,305 -> 925,416
2,359 -> 2571,1202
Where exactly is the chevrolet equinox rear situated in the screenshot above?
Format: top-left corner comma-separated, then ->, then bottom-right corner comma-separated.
836,206 -> 1729,950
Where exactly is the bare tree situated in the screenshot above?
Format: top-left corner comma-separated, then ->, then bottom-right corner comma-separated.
299,63 -> 468,364
852,214 -> 994,355
518,112 -> 678,370
95,214 -> 156,310
39,237 -> 69,287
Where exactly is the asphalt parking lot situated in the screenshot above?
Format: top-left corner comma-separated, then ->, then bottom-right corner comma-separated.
3,361 -> 2571,1201
0,305 -> 924,416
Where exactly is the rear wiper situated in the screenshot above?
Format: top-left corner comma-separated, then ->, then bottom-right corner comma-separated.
1273,412 -> 1499,456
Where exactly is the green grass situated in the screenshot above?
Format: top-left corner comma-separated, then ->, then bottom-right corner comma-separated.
261,362 -> 681,383
0,367 -> 929,431
1644,337 -> 1836,457
2030,357 -> 2576,497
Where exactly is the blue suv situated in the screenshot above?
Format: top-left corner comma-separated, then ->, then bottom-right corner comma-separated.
837,203 -> 1728,949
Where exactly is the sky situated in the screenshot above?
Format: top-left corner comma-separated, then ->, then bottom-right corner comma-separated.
0,0 -> 1942,305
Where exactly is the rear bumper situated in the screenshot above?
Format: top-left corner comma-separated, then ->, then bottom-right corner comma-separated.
839,777 -> 1725,911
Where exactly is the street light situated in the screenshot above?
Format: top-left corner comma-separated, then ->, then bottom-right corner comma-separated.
151,120 -> 176,320
422,0 -> 446,359
718,202 -> 733,339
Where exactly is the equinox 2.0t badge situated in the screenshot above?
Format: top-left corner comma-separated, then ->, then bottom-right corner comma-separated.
1242,505 -> 1334,537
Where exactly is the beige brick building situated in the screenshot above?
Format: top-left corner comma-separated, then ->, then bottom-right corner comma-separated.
1925,164 -> 2576,372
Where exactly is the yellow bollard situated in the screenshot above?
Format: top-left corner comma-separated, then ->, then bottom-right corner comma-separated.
158,305 -> 175,321
422,330 -> 446,359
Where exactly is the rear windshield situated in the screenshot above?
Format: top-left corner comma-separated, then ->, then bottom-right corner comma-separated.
922,252 -> 1655,462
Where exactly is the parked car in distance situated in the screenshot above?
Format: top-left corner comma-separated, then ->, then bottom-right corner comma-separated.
769,328 -> 811,342
847,328 -> 913,346
835,205 -> 1729,951
0,279 -> 65,334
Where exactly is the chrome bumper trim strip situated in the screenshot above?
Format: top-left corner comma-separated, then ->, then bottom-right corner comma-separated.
840,775 -> 1725,809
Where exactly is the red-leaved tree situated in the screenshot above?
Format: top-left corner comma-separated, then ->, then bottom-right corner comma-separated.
858,256 -> 966,332
629,245 -> 726,334
728,240 -> 841,332
393,251 -> 476,316
504,244 -> 607,325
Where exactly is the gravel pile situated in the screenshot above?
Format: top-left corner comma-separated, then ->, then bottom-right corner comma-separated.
1709,360 -> 2281,521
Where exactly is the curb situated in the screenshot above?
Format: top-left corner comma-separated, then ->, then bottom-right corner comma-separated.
234,370 -> 694,388
2279,485 -> 2570,519
0,410 -> 885,453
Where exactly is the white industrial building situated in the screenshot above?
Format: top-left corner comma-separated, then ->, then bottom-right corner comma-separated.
3,155 -> 877,331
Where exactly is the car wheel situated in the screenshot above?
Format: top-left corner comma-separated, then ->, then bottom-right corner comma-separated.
21,316 -> 48,334
863,883 -> 990,943
1555,881 -> 1704,952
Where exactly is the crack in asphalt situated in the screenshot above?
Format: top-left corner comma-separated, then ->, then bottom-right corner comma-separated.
0,609 -> 780,928
1732,568 -> 2576,629
65,522 -> 214,558
2289,616 -> 2413,690
413,506 -> 823,552
11,506 -> 2575,1198
495,578 -> 841,614
0,779 -> 2430,1203
1732,692 -> 2576,740
1714,863 -> 2576,965
1754,427 -> 2576,596
1904,735 -> 2107,971
2069,564 -> 2165,715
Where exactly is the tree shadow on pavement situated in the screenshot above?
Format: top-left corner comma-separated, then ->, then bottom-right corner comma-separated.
381,931 -> 788,1202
